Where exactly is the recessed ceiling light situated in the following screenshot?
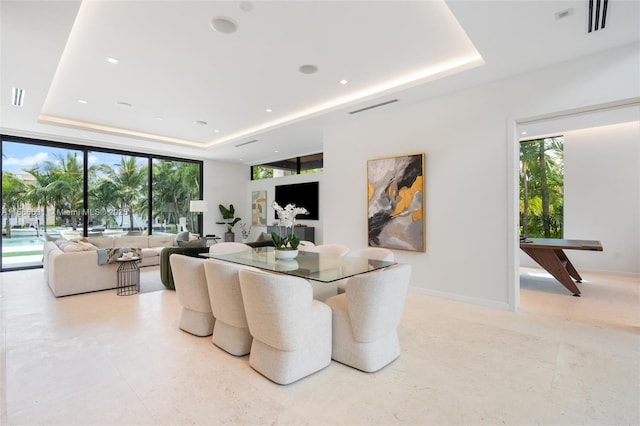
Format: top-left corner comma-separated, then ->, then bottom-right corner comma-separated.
195,120 -> 208,126
274,150 -> 279,153
340,79 -> 348,85
78,100 -> 88,104
11,87 -> 25,107
214,129 -> 220,133
266,108 -> 273,113
299,64 -> 318,74
521,131 -> 527,135
210,16 -> 237,34
156,117 -> 163,121
554,8 -> 574,20
117,101 -> 132,107
105,57 -> 119,64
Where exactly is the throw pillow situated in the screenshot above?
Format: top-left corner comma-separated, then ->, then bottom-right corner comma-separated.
177,238 -> 206,248
175,231 -> 190,244
256,232 -> 273,242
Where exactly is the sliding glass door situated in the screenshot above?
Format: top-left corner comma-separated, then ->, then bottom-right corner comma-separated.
1,141 -> 84,269
1,136 -> 202,271
88,152 -> 149,237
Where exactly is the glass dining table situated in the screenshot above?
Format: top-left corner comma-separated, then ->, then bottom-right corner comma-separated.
200,247 -> 396,283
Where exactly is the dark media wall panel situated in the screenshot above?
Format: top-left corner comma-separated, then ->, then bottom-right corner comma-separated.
274,181 -> 319,220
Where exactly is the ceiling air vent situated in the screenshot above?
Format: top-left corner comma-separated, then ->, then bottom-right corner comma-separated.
12,87 -> 25,107
234,139 -> 258,147
588,0 -> 608,32
349,99 -> 398,115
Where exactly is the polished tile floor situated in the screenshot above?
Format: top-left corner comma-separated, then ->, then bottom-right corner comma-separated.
1,266 -> 638,425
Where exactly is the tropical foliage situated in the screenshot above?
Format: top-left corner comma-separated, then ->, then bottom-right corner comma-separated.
1,172 -> 27,238
520,137 -> 564,238
3,150 -> 201,236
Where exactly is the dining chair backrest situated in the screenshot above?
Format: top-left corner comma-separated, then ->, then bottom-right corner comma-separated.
239,269 -> 313,351
304,243 -> 350,257
297,240 -> 315,250
170,254 -> 211,313
204,259 -> 250,329
204,259 -> 255,355
209,242 -> 251,255
348,247 -> 394,262
346,263 -> 411,342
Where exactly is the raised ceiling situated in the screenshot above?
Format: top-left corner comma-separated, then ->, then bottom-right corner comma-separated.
1,1 -> 639,164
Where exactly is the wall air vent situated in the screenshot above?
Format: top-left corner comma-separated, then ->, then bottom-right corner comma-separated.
588,0 -> 608,33
234,139 -> 258,147
349,99 -> 398,115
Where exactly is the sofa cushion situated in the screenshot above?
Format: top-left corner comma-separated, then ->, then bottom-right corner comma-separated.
140,247 -> 160,258
148,235 -> 175,248
86,236 -> 114,249
61,241 -> 98,252
115,236 -> 149,248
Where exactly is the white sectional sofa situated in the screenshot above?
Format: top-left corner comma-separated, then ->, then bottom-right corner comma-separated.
43,234 -> 177,297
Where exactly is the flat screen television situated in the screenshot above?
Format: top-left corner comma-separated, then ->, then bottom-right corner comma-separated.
274,181 -> 319,220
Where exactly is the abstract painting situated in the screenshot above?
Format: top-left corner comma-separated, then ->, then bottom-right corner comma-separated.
367,153 -> 425,252
251,190 -> 267,226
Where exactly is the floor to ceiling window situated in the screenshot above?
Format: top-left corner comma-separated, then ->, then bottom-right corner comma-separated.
152,158 -> 202,236
88,152 -> 149,236
1,136 -> 202,271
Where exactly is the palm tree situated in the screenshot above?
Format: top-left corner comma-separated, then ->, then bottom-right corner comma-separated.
152,160 -> 200,233
100,156 -> 147,231
88,177 -> 120,228
2,172 -> 28,238
48,153 -> 84,230
23,167 -> 56,232
520,137 -> 564,238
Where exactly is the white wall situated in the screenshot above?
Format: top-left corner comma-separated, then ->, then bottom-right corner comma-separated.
202,159 -> 249,239
564,122 -> 639,275
322,43 -> 640,308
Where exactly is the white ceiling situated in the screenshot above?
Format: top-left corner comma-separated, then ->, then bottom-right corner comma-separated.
1,0 -> 639,165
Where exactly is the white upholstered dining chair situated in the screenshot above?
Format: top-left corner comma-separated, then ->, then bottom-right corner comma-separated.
297,240 -> 315,250
203,259 -> 255,356
238,268 -> 332,384
337,247 -> 395,294
209,242 -> 251,255
325,263 -> 411,372
169,254 -> 214,337
298,244 -> 350,301
303,243 -> 350,257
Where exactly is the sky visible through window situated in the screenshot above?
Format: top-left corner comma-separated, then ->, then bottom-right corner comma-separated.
2,142 -> 146,175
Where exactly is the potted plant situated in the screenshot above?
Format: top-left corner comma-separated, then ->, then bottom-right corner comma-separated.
217,204 -> 241,242
270,201 -> 309,259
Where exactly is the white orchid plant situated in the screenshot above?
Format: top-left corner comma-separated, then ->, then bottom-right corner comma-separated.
270,201 -> 309,250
